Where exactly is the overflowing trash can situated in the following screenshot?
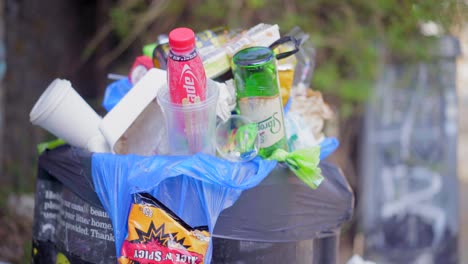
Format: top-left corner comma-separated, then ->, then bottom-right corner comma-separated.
29,23 -> 353,263
360,36 -> 460,264
32,146 -> 353,263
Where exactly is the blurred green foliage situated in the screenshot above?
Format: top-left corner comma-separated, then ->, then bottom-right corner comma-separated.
110,7 -> 132,39
108,0 -> 466,115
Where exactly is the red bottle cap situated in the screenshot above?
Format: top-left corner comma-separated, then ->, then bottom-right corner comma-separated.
168,27 -> 196,52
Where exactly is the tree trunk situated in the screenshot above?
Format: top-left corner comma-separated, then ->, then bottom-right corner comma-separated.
0,0 -> 4,186
3,0 -> 99,191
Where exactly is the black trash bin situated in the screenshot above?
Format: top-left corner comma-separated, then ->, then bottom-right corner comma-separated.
212,163 -> 354,264
32,146 -> 354,263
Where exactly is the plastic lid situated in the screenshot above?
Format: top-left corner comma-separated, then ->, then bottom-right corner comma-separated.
233,47 -> 274,66
168,27 -> 196,52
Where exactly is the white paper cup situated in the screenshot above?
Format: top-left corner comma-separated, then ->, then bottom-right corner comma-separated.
30,79 -> 102,148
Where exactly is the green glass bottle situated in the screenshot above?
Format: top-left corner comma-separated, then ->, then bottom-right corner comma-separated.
232,46 -> 288,157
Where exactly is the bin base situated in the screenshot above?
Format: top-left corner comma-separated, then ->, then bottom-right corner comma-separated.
212,234 -> 339,264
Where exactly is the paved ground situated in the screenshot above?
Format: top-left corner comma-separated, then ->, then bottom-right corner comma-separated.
459,181 -> 468,263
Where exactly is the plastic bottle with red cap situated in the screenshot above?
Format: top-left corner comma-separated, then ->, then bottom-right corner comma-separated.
167,27 -> 207,105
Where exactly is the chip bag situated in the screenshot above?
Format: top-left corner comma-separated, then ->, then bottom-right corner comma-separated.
119,193 -> 210,264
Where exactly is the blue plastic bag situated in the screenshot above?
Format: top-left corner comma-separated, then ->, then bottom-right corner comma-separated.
91,153 -> 277,263
319,137 -> 339,160
102,78 -> 133,112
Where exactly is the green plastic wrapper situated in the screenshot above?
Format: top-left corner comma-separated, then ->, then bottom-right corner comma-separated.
37,139 -> 66,154
263,146 -> 323,189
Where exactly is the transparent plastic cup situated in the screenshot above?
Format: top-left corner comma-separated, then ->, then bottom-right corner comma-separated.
216,115 -> 259,162
157,79 -> 219,155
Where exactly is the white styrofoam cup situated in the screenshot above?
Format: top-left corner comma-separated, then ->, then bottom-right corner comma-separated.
30,79 -> 102,149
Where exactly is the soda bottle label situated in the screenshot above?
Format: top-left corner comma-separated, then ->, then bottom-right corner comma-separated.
238,95 -> 286,148
168,50 -> 206,104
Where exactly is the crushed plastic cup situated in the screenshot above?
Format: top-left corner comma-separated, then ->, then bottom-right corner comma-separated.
30,79 -> 102,149
216,115 -> 259,162
157,79 -> 219,155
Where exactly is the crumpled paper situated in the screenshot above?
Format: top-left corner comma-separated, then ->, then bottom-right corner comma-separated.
286,89 -> 333,150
